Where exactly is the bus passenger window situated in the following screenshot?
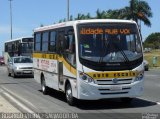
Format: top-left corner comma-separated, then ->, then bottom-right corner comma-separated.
57,31 -> 65,54
49,31 -> 56,52
42,32 -> 49,52
35,33 -> 41,51
65,32 -> 76,67
65,34 -> 75,53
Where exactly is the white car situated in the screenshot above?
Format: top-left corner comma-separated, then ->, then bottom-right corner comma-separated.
7,56 -> 34,77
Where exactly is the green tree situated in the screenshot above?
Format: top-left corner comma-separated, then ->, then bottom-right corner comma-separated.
105,0 -> 152,27
75,13 -> 92,20
58,20 -> 63,23
144,33 -> 160,49
75,13 -> 84,20
118,0 -> 152,27
69,15 -> 73,21
86,13 -> 92,19
96,9 -> 107,19
105,9 -> 126,19
40,24 -> 44,27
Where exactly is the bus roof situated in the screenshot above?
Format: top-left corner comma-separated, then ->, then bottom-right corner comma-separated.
5,37 -> 33,43
34,19 -> 136,32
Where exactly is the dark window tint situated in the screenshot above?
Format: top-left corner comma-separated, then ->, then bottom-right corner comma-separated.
35,33 -> 41,42
42,32 -> 49,51
56,31 -> 65,54
22,38 -> 33,42
35,43 -> 41,51
42,32 -> 49,42
35,33 -> 41,51
49,31 -> 56,52
5,43 -> 8,52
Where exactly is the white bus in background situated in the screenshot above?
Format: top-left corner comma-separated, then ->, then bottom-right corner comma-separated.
33,19 -> 144,105
4,37 -> 33,64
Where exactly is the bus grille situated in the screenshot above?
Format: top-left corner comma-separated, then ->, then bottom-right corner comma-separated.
95,78 -> 133,95
95,78 -> 133,85
98,87 -> 131,95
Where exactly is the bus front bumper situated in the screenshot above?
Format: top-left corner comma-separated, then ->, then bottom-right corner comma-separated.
78,80 -> 144,100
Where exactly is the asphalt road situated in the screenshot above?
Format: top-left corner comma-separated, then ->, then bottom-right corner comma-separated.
0,66 -> 160,119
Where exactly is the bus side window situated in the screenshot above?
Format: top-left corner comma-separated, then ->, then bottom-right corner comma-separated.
64,29 -> 76,67
49,31 -> 56,52
56,31 -> 65,54
64,28 -> 75,53
65,34 -> 75,54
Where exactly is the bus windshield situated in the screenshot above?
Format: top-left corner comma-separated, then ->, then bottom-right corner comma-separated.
78,23 -> 143,70
21,42 -> 33,53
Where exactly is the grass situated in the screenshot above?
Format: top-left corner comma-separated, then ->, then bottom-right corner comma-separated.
144,49 -> 160,68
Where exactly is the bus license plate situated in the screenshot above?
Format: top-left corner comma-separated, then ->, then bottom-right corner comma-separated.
110,86 -> 122,91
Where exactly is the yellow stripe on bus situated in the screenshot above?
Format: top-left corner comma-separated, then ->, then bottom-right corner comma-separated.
33,53 -> 58,59
33,53 -> 138,79
87,71 -> 138,79
33,53 -> 77,75
61,57 -> 77,75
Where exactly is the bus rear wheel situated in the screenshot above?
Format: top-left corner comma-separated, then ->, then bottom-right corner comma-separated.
41,76 -> 49,95
65,83 -> 75,106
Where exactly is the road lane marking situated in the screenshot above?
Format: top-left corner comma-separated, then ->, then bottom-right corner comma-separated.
1,87 -> 43,119
157,102 -> 160,105
3,92 -> 35,113
0,88 -> 3,92
1,86 -> 38,110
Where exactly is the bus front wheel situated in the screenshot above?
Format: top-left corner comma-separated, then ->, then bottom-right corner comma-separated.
65,83 -> 75,106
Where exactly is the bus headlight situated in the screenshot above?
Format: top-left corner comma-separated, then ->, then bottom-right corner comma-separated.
134,73 -> 144,82
79,71 -> 94,83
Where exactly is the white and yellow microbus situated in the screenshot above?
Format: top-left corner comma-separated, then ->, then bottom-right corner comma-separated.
33,19 -> 144,105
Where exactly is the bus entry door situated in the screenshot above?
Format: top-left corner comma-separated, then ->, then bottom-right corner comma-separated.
58,62 -> 64,89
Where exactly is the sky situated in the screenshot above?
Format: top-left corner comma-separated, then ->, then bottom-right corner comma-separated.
0,0 -> 159,56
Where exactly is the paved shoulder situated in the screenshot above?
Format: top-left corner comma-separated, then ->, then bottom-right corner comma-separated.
0,94 -> 20,113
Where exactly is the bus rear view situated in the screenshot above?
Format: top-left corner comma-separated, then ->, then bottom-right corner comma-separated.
77,20 -> 144,103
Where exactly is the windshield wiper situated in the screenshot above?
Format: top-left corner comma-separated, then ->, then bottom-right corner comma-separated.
111,42 -> 130,62
99,41 -> 130,63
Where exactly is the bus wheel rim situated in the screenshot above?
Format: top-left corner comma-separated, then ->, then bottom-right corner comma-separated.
66,87 -> 72,100
42,80 -> 45,92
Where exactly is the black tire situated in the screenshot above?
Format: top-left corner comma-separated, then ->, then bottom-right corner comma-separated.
41,76 -> 49,95
13,73 -> 16,78
121,97 -> 133,104
145,67 -> 149,71
65,83 -> 75,106
12,70 -> 16,78
8,70 -> 11,76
